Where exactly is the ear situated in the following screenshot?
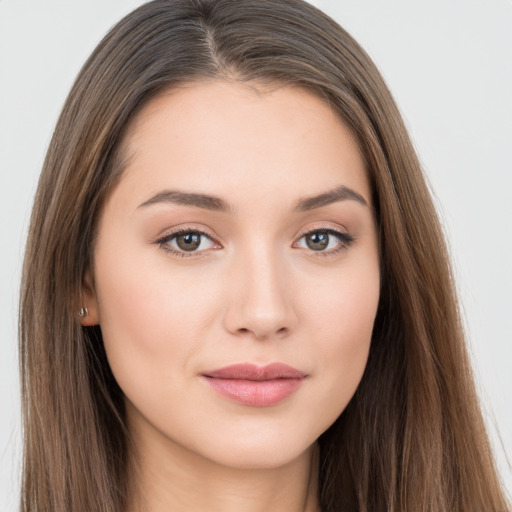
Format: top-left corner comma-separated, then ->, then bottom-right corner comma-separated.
79,270 -> 100,326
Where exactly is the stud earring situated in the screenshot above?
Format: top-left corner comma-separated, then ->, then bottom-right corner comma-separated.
78,307 -> 88,318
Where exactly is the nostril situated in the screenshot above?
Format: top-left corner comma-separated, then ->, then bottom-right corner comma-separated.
235,326 -> 289,338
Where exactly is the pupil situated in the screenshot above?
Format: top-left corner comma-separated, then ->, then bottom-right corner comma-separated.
306,232 -> 329,251
177,232 -> 201,251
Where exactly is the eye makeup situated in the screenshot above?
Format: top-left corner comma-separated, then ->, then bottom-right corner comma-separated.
294,226 -> 355,257
154,223 -> 355,259
155,226 -> 221,258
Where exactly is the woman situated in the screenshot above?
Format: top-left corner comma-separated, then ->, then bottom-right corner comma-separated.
18,0 -> 510,511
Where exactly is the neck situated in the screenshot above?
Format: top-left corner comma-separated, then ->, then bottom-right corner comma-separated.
126,427 -> 320,512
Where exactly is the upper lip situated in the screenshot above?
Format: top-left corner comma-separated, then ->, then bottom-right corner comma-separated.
203,363 -> 306,381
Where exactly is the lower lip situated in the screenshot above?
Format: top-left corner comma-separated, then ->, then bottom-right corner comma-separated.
203,377 -> 304,407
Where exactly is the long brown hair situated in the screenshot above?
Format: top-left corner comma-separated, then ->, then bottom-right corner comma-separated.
19,1 -> 509,510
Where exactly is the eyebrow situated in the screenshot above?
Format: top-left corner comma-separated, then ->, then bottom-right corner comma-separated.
293,185 -> 368,211
137,185 -> 368,212
138,190 -> 231,212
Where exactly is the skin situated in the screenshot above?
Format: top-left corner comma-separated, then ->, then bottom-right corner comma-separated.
82,81 -> 380,512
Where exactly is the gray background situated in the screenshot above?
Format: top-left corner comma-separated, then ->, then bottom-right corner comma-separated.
1,0 -> 511,509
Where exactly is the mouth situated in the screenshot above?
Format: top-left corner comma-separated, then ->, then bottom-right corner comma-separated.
201,363 -> 307,407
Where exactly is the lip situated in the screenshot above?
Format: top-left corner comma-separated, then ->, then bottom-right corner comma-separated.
202,363 -> 307,407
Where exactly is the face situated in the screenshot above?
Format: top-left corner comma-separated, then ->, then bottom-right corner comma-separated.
83,81 -> 380,470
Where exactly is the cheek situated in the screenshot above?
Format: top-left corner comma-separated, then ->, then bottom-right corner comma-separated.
307,258 -> 379,416
93,243 -> 220,384
322,274 -> 378,359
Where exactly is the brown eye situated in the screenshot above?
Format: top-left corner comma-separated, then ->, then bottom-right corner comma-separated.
176,232 -> 201,251
159,229 -> 218,256
305,231 -> 329,251
295,228 -> 354,254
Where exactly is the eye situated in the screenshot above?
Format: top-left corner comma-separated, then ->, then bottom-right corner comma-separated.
294,228 -> 354,254
158,228 -> 220,257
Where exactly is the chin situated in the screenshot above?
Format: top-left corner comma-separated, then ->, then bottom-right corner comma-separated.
183,419 -> 322,471
204,439 -> 315,471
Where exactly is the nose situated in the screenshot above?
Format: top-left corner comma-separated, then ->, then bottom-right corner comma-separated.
222,243 -> 298,341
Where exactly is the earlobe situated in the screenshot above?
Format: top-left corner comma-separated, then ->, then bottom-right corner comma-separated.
79,270 -> 100,326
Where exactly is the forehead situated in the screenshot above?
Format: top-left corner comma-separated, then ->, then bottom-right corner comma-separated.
113,80 -> 371,211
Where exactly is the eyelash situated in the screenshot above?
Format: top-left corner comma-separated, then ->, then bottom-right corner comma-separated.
156,226 -> 355,259
298,227 -> 355,257
157,227 -> 219,259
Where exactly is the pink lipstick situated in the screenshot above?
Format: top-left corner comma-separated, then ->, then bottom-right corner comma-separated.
202,363 -> 306,407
